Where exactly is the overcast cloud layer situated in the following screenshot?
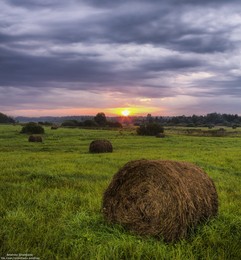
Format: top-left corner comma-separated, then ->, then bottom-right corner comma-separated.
1,0 -> 241,116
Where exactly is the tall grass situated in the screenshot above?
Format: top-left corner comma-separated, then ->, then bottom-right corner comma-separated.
0,125 -> 241,259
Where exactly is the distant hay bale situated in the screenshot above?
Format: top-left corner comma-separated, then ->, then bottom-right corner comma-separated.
156,133 -> 165,138
102,159 -> 218,242
28,135 -> 42,142
89,139 -> 113,153
51,125 -> 58,130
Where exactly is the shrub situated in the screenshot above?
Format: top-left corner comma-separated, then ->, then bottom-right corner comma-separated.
106,121 -> 123,128
137,123 -> 164,136
83,120 -> 98,127
38,121 -> 52,126
21,122 -> 44,134
61,120 -> 79,127
156,133 -> 165,138
208,124 -> 215,129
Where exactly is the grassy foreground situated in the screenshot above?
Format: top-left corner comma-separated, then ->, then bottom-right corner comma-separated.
0,125 -> 241,260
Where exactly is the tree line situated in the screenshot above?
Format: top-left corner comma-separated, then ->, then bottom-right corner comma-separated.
143,113 -> 241,127
61,112 -> 122,128
1,111 -> 241,127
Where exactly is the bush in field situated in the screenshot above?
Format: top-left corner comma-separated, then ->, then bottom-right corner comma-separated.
83,120 -> 98,127
137,123 -> 164,136
106,121 -> 123,128
38,121 -> 52,126
21,122 -> 44,134
156,133 -> 165,138
208,124 -> 214,129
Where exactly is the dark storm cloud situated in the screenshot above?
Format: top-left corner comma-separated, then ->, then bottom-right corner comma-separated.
3,0 -> 237,51
0,46 -> 119,87
139,57 -> 203,72
193,77 -> 241,97
98,4 -> 237,54
84,0 -> 240,7
1,0 -> 241,115
7,0 -> 63,8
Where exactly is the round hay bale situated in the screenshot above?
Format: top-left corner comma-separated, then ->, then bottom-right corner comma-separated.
89,139 -> 113,153
28,135 -> 42,142
102,159 -> 218,242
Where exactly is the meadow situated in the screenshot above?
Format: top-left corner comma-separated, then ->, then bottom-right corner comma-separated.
0,124 -> 241,260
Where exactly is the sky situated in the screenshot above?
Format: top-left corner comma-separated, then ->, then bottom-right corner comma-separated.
1,0 -> 241,117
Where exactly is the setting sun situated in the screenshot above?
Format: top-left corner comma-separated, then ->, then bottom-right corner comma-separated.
110,106 -> 158,117
121,109 -> 130,117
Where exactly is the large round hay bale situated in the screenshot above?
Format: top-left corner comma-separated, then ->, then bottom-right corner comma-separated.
89,139 -> 113,153
28,135 -> 42,142
102,159 -> 218,242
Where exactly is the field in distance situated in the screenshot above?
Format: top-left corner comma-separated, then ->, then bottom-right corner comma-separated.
0,124 -> 241,259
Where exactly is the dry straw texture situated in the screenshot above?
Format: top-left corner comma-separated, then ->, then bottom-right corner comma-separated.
28,135 -> 42,142
89,139 -> 113,153
102,159 -> 218,242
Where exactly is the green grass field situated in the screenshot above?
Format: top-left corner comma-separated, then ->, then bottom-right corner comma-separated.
0,125 -> 241,260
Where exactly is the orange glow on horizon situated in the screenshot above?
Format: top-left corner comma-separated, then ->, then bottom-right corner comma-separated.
9,106 -> 161,117
110,106 -> 159,117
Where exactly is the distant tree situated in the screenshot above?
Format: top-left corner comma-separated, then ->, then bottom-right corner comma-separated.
94,112 -> 107,126
154,116 -> 159,123
137,123 -> 164,136
146,113 -> 154,123
139,113 -> 241,127
106,121 -> 123,128
20,122 -> 44,134
61,120 -> 79,127
191,115 -> 199,125
38,121 -> 52,126
206,113 -> 223,125
83,119 -> 98,127
0,112 -> 15,124
232,124 -> 239,129
77,121 -> 84,127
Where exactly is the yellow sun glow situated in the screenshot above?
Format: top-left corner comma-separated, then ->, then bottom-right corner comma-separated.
121,109 -> 130,116
109,106 -> 158,117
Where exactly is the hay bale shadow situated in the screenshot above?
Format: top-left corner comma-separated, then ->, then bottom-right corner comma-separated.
156,133 -> 165,138
28,135 -> 43,142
